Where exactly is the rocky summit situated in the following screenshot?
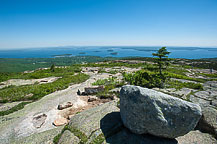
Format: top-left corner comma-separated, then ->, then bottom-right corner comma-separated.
57,100 -> 216,144
120,85 -> 202,139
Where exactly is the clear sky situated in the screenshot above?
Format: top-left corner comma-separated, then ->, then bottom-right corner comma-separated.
0,0 -> 217,49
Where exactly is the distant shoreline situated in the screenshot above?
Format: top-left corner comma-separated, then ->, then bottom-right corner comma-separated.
0,46 -> 217,59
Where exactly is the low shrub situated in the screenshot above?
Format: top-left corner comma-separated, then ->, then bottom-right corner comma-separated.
123,70 -> 168,88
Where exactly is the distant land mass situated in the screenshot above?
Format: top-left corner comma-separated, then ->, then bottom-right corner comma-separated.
0,46 -> 217,59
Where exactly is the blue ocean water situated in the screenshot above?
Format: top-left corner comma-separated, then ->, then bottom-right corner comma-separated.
0,46 -> 217,59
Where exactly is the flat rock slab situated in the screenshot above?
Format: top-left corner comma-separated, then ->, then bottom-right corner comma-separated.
32,113 -> 47,128
120,85 -> 202,138
157,88 -> 194,98
176,130 -> 216,144
190,95 -> 211,107
203,81 -> 217,91
11,126 -> 63,144
194,91 -> 217,100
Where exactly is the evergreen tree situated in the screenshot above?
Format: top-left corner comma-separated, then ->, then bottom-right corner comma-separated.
50,64 -> 55,72
152,47 -> 170,75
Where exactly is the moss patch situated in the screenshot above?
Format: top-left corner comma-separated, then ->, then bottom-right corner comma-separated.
90,133 -> 105,144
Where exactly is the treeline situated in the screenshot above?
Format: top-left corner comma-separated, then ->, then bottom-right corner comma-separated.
0,56 -> 119,73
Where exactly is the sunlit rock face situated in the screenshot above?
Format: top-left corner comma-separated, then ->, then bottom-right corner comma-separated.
120,85 -> 202,139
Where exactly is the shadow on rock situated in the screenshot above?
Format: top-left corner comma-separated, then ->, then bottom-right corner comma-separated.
100,112 -> 178,144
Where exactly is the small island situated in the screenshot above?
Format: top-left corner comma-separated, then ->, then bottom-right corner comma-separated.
107,49 -> 114,52
79,52 -> 86,54
110,52 -> 118,55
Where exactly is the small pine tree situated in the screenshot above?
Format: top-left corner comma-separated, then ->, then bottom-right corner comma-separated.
152,47 -> 170,75
50,64 -> 55,72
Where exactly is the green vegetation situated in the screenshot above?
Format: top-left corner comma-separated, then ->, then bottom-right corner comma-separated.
0,101 -> 31,116
92,77 -> 119,86
152,47 -> 170,75
69,127 -> 88,144
167,80 -> 203,90
50,64 -> 55,72
123,66 -> 206,89
93,77 -> 123,99
1,54 -> 215,116
199,73 -> 217,78
90,134 -> 105,144
0,73 -> 89,102
167,72 -> 206,83
0,56 -> 119,73
53,133 -> 62,144
0,66 -> 81,83
53,125 -> 88,144
123,47 -> 172,88
123,70 -> 168,88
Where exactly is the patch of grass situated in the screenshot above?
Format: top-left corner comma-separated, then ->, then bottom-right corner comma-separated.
167,80 -> 203,90
108,70 -> 119,74
69,127 -> 88,144
53,125 -> 88,144
53,133 -> 62,144
90,133 -> 105,144
53,124 -> 71,144
0,66 -> 81,83
93,77 -> 123,99
0,101 -> 31,116
92,77 -> 118,86
123,70 -> 168,88
98,68 -> 107,73
167,72 -> 206,83
0,73 -> 89,102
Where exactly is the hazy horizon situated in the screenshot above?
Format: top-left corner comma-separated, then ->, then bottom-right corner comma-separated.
0,0 -> 217,49
0,45 -> 217,51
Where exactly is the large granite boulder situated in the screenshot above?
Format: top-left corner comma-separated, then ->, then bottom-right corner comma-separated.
57,100 -> 178,144
120,85 -> 202,138
56,100 -> 215,144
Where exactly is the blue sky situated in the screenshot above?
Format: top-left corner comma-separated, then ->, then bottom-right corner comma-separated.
0,0 -> 217,49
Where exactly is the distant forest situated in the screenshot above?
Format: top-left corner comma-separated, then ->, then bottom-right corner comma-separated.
0,56 -> 217,73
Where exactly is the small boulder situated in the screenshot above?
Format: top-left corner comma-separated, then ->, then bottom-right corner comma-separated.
77,89 -> 81,95
88,97 -> 97,102
84,86 -> 104,95
53,117 -> 68,126
58,102 -> 73,110
120,85 -> 202,139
